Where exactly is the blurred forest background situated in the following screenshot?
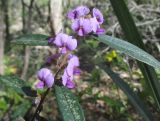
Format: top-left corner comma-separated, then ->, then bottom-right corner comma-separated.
0,0 -> 160,121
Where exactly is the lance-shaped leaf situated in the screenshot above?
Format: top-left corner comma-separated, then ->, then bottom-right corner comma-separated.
0,76 -> 37,96
97,35 -> 160,69
99,65 -> 155,121
109,0 -> 160,110
0,76 -> 26,94
55,86 -> 85,121
11,34 -> 49,46
11,100 -> 31,121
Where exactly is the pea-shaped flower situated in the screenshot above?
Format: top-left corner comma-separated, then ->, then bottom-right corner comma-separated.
36,68 -> 54,89
53,33 -> 77,54
71,18 -> 92,36
62,69 -> 75,89
62,55 -> 80,89
90,17 -> 105,34
66,54 -> 79,76
92,8 -> 104,24
67,6 -> 90,20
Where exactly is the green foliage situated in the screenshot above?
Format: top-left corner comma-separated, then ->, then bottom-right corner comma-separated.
11,100 -> 30,121
0,76 -> 26,95
109,0 -> 160,110
55,86 -> 85,121
0,98 -> 8,111
96,95 -> 124,113
104,50 -> 117,62
100,65 -> 155,121
11,34 -> 49,46
97,35 -> 160,69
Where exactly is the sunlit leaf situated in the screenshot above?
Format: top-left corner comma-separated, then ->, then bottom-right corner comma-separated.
97,35 -> 160,69
109,0 -> 160,110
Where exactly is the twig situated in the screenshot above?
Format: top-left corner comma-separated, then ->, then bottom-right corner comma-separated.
30,53 -> 68,121
30,88 -> 50,121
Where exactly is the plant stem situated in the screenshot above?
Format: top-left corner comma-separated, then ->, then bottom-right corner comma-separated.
30,53 -> 68,121
30,88 -> 50,121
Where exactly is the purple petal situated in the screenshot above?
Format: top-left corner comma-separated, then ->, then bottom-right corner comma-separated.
66,55 -> 79,76
66,62 -> 74,76
82,19 -> 92,35
62,70 -> 68,86
76,6 -> 90,17
48,37 -> 54,44
37,68 -> 51,81
66,80 -> 76,89
71,19 -> 79,32
73,68 -> 81,75
72,18 -> 92,36
45,73 -> 54,88
35,81 -> 44,89
62,69 -> 73,86
77,29 -> 84,36
67,10 -> 76,20
96,28 -> 106,34
53,33 -> 68,47
90,17 -> 100,33
37,68 -> 54,88
67,6 -> 90,20
92,8 -> 104,24
68,55 -> 79,67
59,47 -> 67,54
66,37 -> 77,51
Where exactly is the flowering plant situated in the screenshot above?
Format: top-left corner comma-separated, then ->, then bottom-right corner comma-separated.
1,4 -> 160,121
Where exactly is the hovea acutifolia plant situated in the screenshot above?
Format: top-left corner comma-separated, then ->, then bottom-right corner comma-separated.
1,5 -> 160,121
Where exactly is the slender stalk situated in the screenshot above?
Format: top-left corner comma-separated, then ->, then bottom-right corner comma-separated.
30,53 -> 68,121
30,88 -> 50,121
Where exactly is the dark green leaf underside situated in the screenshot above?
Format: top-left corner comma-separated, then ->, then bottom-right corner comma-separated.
0,76 -> 26,95
11,34 -> 49,46
55,86 -> 85,121
11,100 -> 31,121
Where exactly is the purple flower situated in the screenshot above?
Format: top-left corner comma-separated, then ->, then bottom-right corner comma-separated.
92,8 -> 104,24
67,6 -> 90,20
90,17 -> 105,35
73,68 -> 81,75
62,55 -> 80,89
66,54 -> 79,76
53,33 -> 77,54
62,69 -> 75,89
48,37 -> 55,44
36,68 -> 54,89
96,28 -> 106,35
71,18 -> 92,36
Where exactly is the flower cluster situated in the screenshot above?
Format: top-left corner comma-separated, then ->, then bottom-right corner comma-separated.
36,6 -> 105,90
36,33 -> 79,89
67,6 -> 105,36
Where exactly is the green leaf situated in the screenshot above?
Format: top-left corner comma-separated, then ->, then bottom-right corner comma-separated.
98,35 -> 160,69
100,66 -> 155,121
11,34 -> 49,46
0,76 -> 26,95
109,0 -> 160,110
0,98 -> 8,110
11,100 -> 31,121
55,86 -> 85,121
